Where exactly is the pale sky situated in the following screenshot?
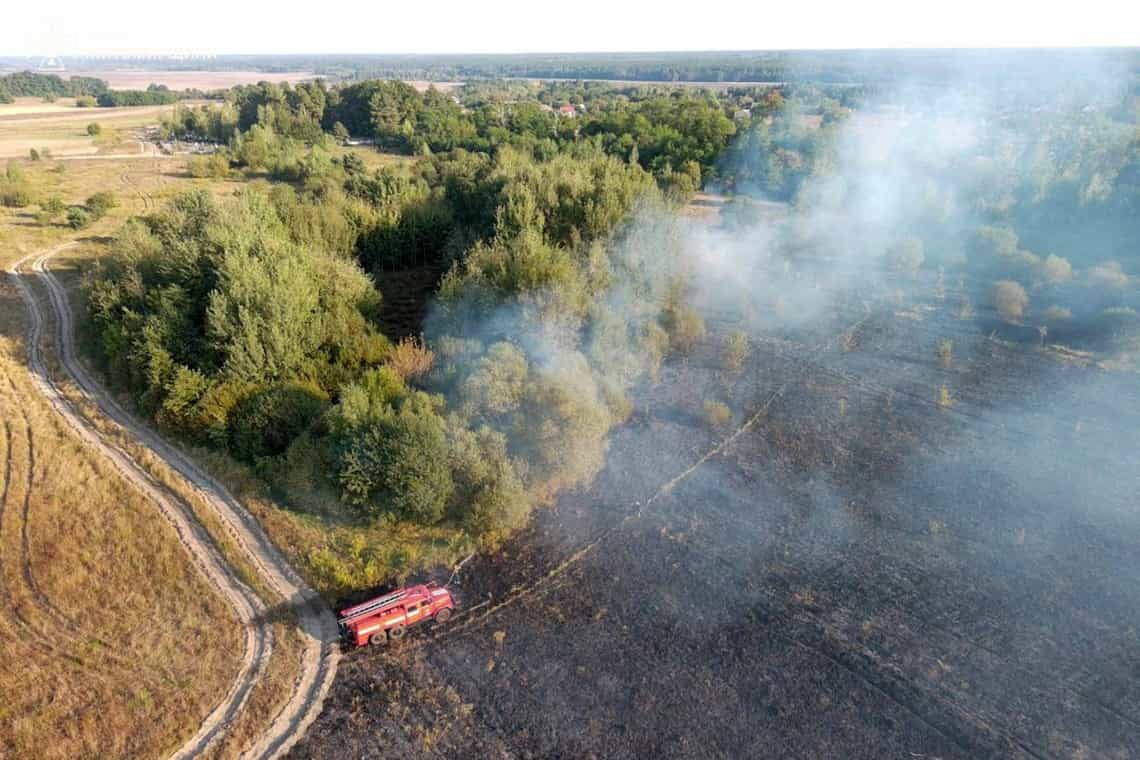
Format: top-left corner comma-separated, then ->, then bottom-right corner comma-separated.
1,0 -> 1136,57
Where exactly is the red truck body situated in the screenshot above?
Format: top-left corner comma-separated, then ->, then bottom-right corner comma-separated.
337,583 -> 456,647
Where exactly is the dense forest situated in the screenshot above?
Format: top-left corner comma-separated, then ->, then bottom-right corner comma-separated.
96,85 -> 179,106
163,77 -> 846,196
0,71 -> 107,103
78,70 -> 1139,592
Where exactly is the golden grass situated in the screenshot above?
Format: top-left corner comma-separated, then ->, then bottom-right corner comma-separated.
0,99 -> 185,159
0,144 -> 313,757
0,300 -> 242,758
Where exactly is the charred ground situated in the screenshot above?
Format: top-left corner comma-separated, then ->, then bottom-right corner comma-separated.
292,275 -> 1140,759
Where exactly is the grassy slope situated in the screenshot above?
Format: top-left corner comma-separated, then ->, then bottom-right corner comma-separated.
0,268 -> 242,758
0,154 -> 307,758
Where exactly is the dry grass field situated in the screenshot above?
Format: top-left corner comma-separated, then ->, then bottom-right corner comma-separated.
0,147 -> 318,757
0,251 -> 244,759
0,98 -> 183,159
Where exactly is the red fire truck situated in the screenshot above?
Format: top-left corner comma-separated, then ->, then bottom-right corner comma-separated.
337,583 -> 456,647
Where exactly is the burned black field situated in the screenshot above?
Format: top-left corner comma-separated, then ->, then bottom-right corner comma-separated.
292,283 -> 1140,759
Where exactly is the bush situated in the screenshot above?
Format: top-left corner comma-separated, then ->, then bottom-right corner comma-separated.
66,206 -> 92,229
187,154 -> 230,179
937,339 -> 953,369
992,280 -> 1029,323
887,237 -> 925,273
703,399 -> 732,427
29,148 -> 40,161
722,330 -> 749,372
0,183 -> 33,208
75,95 -> 96,108
1038,254 -> 1073,284
448,420 -> 529,535
86,122 -> 102,136
0,161 -> 33,207
459,341 -> 528,419
385,336 -> 434,383
85,191 -> 117,218
227,382 -> 328,462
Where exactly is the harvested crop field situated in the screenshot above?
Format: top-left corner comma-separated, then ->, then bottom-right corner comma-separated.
293,272 -> 1140,759
0,98 -> 183,158
67,69 -> 316,91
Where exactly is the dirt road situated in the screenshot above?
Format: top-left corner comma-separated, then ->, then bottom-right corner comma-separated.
9,244 -> 340,758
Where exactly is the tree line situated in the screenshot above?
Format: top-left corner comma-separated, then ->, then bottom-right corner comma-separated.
0,71 -> 107,103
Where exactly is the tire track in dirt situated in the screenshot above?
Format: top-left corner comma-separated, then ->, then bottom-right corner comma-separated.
119,171 -> 153,211
19,244 -> 340,759
0,381 -> 127,675
12,387 -> 81,629
9,245 -> 274,759
0,376 -> 192,689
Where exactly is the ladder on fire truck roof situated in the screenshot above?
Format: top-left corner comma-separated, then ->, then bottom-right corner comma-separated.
338,589 -> 410,622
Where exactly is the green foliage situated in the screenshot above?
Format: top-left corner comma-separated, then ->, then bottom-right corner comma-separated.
35,194 -> 65,225
228,381 -> 329,462
458,341 -> 528,419
446,418 -> 528,535
86,122 -> 102,136
187,154 -> 231,179
992,280 -> 1029,323
85,191 -> 117,219
0,71 -> 107,100
582,95 -> 736,183
937,340 -> 953,369
334,390 -> 454,524
66,206 -> 93,229
511,355 -> 614,494
96,89 -> 177,107
0,160 -> 34,208
83,187 -> 386,413
661,284 -> 707,355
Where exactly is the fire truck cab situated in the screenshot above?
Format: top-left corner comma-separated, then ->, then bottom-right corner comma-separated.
337,583 -> 456,647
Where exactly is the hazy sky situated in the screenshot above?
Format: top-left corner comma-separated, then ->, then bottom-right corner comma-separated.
2,0 -> 1135,56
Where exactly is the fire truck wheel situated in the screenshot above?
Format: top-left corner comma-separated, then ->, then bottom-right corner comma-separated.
370,632 -> 388,647
434,608 -> 453,624
388,625 -> 406,641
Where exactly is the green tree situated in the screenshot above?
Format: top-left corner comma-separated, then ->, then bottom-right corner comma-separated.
227,382 -> 328,461
336,393 -> 454,524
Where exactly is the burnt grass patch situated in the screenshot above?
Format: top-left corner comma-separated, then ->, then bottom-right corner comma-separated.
292,291 -> 1140,759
